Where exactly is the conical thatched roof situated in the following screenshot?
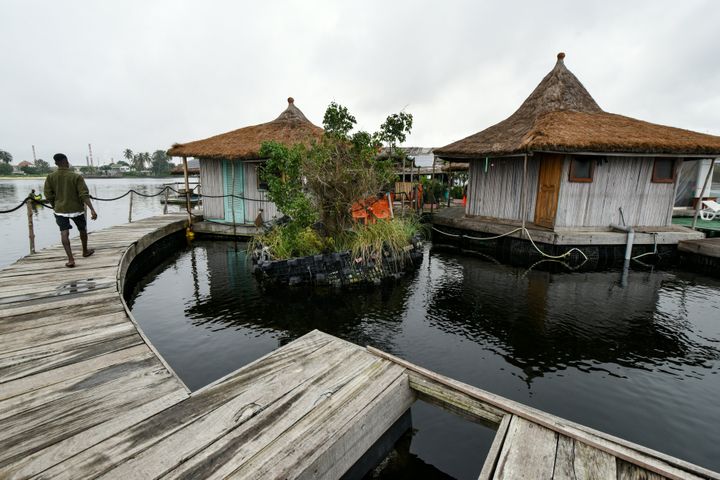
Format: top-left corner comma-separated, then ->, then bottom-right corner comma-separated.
168,98 -> 323,160
435,53 -> 720,159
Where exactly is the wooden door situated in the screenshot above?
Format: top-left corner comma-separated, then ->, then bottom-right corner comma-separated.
534,154 -> 564,228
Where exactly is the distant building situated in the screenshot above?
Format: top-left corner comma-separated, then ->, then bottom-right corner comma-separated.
168,97 -> 323,225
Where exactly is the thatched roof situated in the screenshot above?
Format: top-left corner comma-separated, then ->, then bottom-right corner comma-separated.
168,98 -> 323,160
435,53 -> 720,159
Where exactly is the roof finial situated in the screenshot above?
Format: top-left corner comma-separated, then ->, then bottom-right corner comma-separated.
557,52 -> 566,61
288,97 -> 295,104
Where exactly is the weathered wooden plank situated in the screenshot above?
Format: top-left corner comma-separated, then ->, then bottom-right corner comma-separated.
553,435 -> 617,480
0,357 -> 172,442
493,416 -> 558,480
5,389 -> 187,479
0,301 -> 124,335
295,372 -> 414,480
479,414 -> 512,480
409,372 -> 504,425
0,290 -> 118,319
617,459 -> 668,480
0,344 -> 153,401
229,362 -> 408,479
0,365 -> 180,469
1,312 -> 127,354
0,331 -> 143,384
40,332 -> 339,479
100,341 -> 376,480
368,347 -> 713,480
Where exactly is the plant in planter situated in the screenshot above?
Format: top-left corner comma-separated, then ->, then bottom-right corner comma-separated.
252,102 -> 423,287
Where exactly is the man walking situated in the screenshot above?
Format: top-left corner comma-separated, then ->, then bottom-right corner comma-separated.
44,153 -> 98,268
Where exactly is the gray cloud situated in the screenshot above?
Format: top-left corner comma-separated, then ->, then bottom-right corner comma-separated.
1,0 -> 719,164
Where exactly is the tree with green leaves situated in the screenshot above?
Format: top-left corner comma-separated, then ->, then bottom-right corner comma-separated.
260,102 -> 409,237
123,148 -> 133,162
150,150 -> 172,176
34,159 -> 51,174
0,162 -> 13,175
0,150 -> 12,164
132,152 -> 150,172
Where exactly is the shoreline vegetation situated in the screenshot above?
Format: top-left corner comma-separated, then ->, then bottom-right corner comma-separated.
251,101 -> 421,265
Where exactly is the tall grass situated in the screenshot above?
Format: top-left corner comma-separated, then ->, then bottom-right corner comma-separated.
253,215 -> 423,262
346,216 -> 422,262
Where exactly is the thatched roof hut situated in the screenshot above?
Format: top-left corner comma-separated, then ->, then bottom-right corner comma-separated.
435,53 -> 720,159
167,98 -> 322,227
168,97 -> 323,160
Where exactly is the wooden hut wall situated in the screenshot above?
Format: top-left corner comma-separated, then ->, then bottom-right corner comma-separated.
555,157 -> 677,228
466,157 -> 539,221
199,158 -> 224,220
243,162 -> 278,223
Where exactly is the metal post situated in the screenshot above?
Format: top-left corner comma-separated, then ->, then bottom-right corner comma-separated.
182,156 -> 192,226
128,191 -> 133,223
163,187 -> 169,214
692,158 -> 716,230
26,200 -> 36,254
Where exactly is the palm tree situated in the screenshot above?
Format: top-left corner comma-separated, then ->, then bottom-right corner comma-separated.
0,150 -> 12,164
123,149 -> 133,163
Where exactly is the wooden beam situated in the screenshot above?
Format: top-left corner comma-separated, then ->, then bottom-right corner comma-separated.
367,346 -> 715,480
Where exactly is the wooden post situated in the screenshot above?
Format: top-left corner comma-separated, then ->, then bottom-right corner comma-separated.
521,154 -> 528,235
430,155 -> 436,215
182,156 -> 192,226
230,161 -> 238,239
26,200 -> 36,254
163,187 -> 169,214
692,158 -> 716,230
128,191 -> 133,223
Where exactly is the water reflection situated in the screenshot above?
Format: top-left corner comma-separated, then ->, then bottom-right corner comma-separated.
424,251 -> 720,384
129,239 -> 720,475
183,241 -> 410,352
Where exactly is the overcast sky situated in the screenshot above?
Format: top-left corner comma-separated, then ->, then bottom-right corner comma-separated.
1,0 -> 719,165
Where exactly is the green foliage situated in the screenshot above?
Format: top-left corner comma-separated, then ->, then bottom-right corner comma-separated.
346,216 -> 421,262
123,149 -> 133,162
0,162 -> 13,175
378,111 -> 413,158
151,150 -> 172,176
451,185 -> 464,199
421,177 -> 446,203
21,159 -> 52,175
34,159 -> 51,173
255,101 -> 417,261
322,102 -> 356,137
259,141 -> 317,227
132,152 -> 151,171
79,166 -> 97,174
0,150 -> 12,164
253,223 -> 327,260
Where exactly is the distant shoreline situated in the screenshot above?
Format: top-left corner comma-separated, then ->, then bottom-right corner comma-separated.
0,175 -> 185,180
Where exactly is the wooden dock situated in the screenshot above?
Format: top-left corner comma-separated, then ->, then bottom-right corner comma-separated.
434,206 -> 704,246
1,215 -> 718,479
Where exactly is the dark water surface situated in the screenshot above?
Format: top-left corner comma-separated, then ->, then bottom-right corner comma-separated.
129,240 -> 720,479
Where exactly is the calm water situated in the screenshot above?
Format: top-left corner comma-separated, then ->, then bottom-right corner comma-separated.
0,177 -> 193,268
129,240 -> 720,479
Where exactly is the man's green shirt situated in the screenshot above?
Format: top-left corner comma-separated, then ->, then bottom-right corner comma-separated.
43,167 -> 90,214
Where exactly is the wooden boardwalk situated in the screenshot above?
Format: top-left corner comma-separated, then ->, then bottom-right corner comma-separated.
1,215 -> 718,479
